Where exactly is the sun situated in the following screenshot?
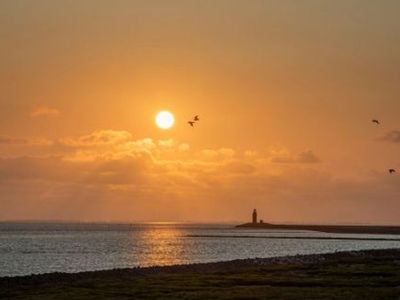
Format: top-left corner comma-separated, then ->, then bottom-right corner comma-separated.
155,111 -> 175,129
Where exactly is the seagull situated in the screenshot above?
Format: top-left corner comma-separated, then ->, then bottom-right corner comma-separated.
389,169 -> 396,174
188,121 -> 195,127
194,115 -> 200,121
372,119 -> 380,125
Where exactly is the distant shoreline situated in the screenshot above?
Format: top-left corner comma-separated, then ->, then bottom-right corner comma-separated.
236,222 -> 400,235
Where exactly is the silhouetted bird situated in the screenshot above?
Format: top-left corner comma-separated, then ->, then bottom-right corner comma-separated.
188,121 -> 195,127
372,119 -> 380,125
194,115 -> 199,121
389,169 -> 396,174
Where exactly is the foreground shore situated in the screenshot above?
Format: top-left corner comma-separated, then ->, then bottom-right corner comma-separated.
1,249 -> 400,299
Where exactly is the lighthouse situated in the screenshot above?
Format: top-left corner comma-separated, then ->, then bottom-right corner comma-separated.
252,209 -> 257,224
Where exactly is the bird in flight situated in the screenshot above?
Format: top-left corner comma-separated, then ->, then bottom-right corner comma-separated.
389,169 -> 396,174
372,119 -> 380,125
188,115 -> 200,127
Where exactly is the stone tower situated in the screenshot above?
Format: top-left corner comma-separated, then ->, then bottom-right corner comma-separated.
252,209 -> 257,224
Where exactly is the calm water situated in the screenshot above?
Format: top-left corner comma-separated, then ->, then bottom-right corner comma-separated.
1,223 -> 400,277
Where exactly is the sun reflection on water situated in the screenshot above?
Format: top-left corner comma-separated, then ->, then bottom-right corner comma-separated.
133,224 -> 188,267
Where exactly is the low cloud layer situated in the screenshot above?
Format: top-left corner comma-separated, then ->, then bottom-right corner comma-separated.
0,136 -> 53,146
0,137 -> 30,145
270,150 -> 320,164
30,105 -> 60,117
0,130 -> 399,224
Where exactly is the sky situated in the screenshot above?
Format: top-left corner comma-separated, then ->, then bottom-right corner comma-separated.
1,0 -> 400,224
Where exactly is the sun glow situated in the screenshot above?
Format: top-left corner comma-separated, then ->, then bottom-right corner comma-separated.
155,111 -> 175,129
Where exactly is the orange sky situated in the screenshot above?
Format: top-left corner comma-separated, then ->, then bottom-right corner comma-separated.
1,1 -> 400,224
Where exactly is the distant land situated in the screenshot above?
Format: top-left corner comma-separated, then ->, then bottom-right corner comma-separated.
236,222 -> 400,235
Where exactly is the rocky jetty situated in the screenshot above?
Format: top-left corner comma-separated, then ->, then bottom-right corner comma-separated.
236,222 -> 400,234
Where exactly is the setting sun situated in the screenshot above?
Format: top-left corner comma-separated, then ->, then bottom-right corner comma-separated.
155,111 -> 174,129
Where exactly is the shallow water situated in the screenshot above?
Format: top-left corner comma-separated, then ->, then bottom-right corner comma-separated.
1,223 -> 400,277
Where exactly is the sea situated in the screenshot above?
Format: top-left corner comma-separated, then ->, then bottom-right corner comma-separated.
1,223 -> 400,277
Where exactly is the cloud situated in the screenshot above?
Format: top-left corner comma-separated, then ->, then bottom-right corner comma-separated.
244,150 -> 257,158
271,150 -> 320,164
379,130 -> 400,143
198,148 -> 235,161
59,130 -> 133,147
30,105 -> 60,117
3,129 -> 399,224
178,143 -> 190,152
54,131 -> 193,162
222,161 -> 256,174
0,137 -> 28,145
270,155 -> 295,164
297,150 -> 321,163
0,136 -> 53,146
